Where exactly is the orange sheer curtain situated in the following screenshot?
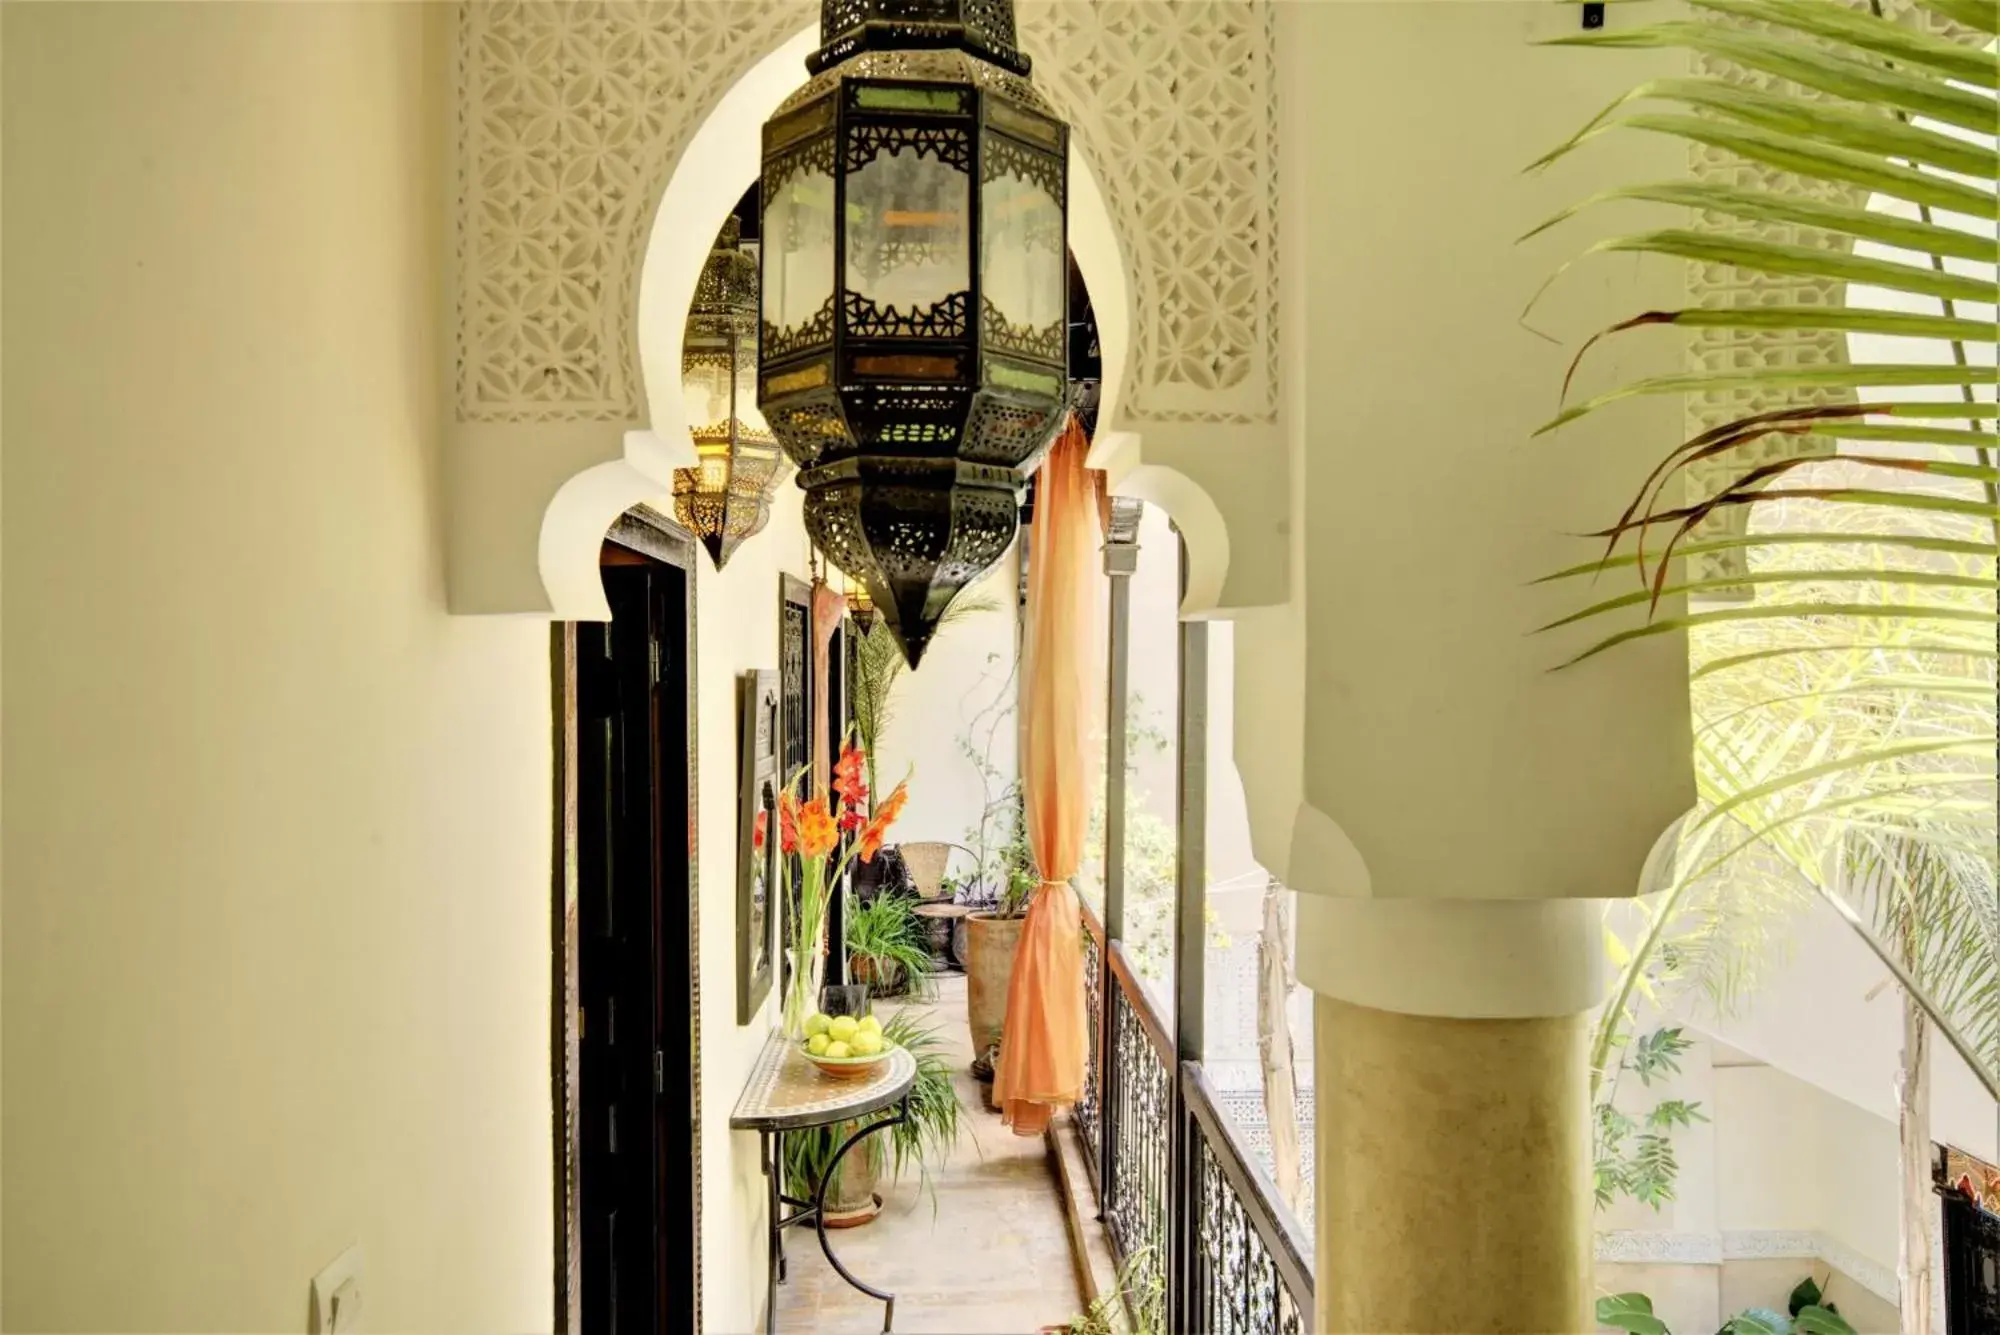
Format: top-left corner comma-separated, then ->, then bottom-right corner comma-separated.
811,580 -> 845,788
995,421 -> 1103,1135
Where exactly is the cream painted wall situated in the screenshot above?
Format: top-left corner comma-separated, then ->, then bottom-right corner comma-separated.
1718,1057 -> 1904,1274
1713,1060 -> 1902,1309
679,482 -> 815,1335
1708,898 -> 1997,1162
872,556 -> 1020,858
1595,1046 -> 1910,1332
3,4 -> 554,1329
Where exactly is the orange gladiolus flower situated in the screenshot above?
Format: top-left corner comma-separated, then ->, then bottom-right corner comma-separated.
874,779 -> 909,828
857,779 -> 908,864
777,791 -> 799,855
797,796 -> 839,860
752,808 -> 768,852
832,742 -> 868,811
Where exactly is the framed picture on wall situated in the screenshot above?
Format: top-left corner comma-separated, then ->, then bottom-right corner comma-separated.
777,574 -> 813,998
737,670 -> 779,1024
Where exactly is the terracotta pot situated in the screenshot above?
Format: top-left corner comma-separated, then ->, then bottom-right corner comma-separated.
820,1118 -> 882,1226
821,1191 -> 883,1229
850,952 -> 904,998
962,910 -> 1026,1073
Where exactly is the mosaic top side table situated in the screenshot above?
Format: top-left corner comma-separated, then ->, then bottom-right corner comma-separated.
729,1030 -> 917,1334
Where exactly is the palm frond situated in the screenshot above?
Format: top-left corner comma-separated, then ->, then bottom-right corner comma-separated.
1553,0 -> 1997,1124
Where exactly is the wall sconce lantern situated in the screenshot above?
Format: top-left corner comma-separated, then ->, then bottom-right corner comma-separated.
758,0 -> 1070,667
674,216 -> 789,571
845,580 -> 877,635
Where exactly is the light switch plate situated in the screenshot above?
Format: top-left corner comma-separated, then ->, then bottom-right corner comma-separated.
310,1244 -> 365,1333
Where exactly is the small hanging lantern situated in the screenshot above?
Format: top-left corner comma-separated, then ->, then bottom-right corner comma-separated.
673,216 -> 788,571
845,580 -> 877,635
758,0 -> 1069,667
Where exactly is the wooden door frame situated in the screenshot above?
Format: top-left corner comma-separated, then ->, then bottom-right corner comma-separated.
553,505 -> 700,1335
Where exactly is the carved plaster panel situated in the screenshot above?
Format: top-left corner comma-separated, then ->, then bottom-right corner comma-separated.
1019,0 -> 1281,423
454,0 -> 1282,428
455,0 -> 815,424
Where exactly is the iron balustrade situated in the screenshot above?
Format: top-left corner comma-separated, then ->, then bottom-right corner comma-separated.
1076,901 -> 1105,1195
1082,913 -> 1314,1334
1183,1064 -> 1314,1335
1105,941 -> 1173,1333
1079,525 -> 1312,1332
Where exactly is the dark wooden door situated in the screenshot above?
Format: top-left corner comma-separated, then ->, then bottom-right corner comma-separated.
578,558 -> 694,1335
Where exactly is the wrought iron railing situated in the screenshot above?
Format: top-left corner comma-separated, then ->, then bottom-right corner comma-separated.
1104,942 -> 1172,1331
1184,1064 -> 1314,1335
1079,563 -> 1311,1332
1076,900 -> 1105,1191
1083,914 -> 1313,1335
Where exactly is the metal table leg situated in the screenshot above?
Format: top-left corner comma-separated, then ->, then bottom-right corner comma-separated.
763,1130 -> 781,1335
812,1099 -> 911,1333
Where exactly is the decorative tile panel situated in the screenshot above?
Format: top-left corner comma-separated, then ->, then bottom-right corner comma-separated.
728,1030 -> 916,1127
454,1 -> 1283,427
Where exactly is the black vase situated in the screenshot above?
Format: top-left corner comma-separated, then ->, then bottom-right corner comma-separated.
818,982 -> 871,1021
852,844 -> 911,906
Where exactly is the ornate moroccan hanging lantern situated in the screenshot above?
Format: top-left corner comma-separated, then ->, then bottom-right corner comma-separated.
844,577 -> 877,634
673,216 -> 788,570
758,0 -> 1070,667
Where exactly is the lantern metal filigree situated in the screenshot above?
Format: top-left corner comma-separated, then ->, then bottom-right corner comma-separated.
758,0 -> 1069,667
674,216 -> 789,571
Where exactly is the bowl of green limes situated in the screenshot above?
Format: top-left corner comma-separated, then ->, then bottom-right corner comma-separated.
801,1010 -> 893,1079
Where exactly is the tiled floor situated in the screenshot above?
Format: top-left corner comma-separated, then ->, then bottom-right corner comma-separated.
773,974 -> 1084,1334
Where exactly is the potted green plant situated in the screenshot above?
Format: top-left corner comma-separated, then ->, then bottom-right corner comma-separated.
959,788 -> 1039,1079
782,1008 -> 963,1228
845,891 -> 933,999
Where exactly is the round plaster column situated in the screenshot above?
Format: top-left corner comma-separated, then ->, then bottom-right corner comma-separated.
1296,893 -> 1602,1335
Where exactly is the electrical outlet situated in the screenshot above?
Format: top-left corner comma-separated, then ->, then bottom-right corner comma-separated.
310,1244 -> 365,1333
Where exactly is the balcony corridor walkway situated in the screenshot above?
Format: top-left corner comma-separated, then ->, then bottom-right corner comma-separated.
775,974 -> 1085,1334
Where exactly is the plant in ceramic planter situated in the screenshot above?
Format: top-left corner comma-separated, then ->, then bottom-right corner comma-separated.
782,1007 -> 963,1226
845,891 -> 933,1000
777,740 -> 908,1038
944,652 -> 1039,1072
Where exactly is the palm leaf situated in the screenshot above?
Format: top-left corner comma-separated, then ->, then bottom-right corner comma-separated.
1549,0 -> 1997,1159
